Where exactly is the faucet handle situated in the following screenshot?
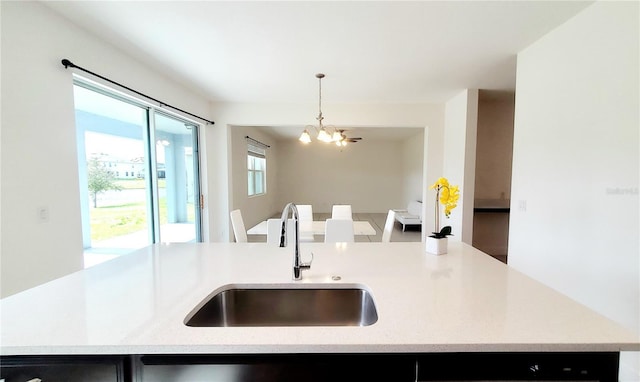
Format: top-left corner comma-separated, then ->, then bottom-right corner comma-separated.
300,252 -> 314,269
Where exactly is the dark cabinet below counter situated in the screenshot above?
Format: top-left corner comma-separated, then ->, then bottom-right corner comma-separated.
0,355 -> 130,382
2,352 -> 620,382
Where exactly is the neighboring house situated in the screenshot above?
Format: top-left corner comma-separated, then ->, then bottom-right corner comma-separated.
91,153 -> 145,180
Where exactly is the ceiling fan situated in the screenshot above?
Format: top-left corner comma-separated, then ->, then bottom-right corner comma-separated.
334,129 -> 362,145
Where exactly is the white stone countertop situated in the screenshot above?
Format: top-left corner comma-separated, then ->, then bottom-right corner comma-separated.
1,242 -> 638,356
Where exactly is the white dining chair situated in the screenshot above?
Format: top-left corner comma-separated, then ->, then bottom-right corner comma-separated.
297,204 -> 313,222
296,204 -> 315,242
230,209 -> 248,243
267,218 -> 283,245
331,204 -> 352,219
267,218 -> 296,245
381,209 -> 396,243
324,218 -> 355,243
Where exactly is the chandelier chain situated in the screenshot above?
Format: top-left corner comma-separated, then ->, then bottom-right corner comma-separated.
317,74 -> 324,125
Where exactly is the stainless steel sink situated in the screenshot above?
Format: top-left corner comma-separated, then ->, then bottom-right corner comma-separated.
184,285 -> 378,327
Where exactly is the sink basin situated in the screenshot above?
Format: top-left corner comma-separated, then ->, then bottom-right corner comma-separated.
184,285 -> 378,327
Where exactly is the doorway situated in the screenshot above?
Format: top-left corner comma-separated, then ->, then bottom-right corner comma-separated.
73,81 -> 201,267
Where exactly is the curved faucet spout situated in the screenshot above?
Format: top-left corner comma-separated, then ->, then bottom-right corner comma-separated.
280,203 -> 312,280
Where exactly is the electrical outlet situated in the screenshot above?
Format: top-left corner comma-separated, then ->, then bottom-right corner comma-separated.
518,200 -> 527,212
37,206 -> 49,222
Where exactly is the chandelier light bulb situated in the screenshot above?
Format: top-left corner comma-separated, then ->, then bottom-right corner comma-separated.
317,128 -> 331,142
299,130 -> 311,144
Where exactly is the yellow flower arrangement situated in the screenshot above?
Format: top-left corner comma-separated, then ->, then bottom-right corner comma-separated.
429,177 -> 460,237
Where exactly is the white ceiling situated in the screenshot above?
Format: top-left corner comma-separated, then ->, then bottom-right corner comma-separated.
43,1 -> 593,140
45,1 -> 593,104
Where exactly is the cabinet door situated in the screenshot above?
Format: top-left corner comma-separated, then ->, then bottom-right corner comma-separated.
416,352 -> 620,381
139,354 -> 416,382
0,356 -> 129,382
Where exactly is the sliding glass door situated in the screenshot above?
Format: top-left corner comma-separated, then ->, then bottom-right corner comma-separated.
73,81 -> 201,267
153,112 -> 201,244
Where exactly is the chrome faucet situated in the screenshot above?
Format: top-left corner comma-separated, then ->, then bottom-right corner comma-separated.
280,202 -> 312,280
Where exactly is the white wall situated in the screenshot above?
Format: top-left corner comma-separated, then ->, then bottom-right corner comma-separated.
443,89 -> 478,243
275,137 -> 407,214
402,130 -> 426,204
211,102 -> 444,241
0,1 -> 211,297
229,127 -> 282,231
510,1 -> 639,378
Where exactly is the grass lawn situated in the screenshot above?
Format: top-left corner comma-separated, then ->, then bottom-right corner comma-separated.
115,178 -> 166,189
90,197 -> 195,242
90,202 -> 150,241
90,179 -> 195,242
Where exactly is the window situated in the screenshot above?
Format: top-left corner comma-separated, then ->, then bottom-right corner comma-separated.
247,143 -> 266,196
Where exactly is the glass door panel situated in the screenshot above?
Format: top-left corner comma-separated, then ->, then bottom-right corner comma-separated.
74,84 -> 152,266
154,113 -> 201,243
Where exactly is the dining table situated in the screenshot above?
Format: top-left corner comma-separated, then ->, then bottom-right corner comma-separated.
247,220 -> 377,236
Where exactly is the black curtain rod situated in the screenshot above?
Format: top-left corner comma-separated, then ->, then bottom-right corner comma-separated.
61,58 -> 215,125
245,135 -> 270,148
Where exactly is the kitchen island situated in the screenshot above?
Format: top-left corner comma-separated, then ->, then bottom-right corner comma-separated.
1,242 -> 638,380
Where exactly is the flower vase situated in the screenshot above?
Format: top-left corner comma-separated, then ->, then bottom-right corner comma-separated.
426,236 -> 448,255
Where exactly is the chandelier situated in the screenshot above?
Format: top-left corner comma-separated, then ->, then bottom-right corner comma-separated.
299,73 -> 350,147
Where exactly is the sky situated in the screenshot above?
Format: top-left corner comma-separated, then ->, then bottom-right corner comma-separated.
84,131 -> 145,161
